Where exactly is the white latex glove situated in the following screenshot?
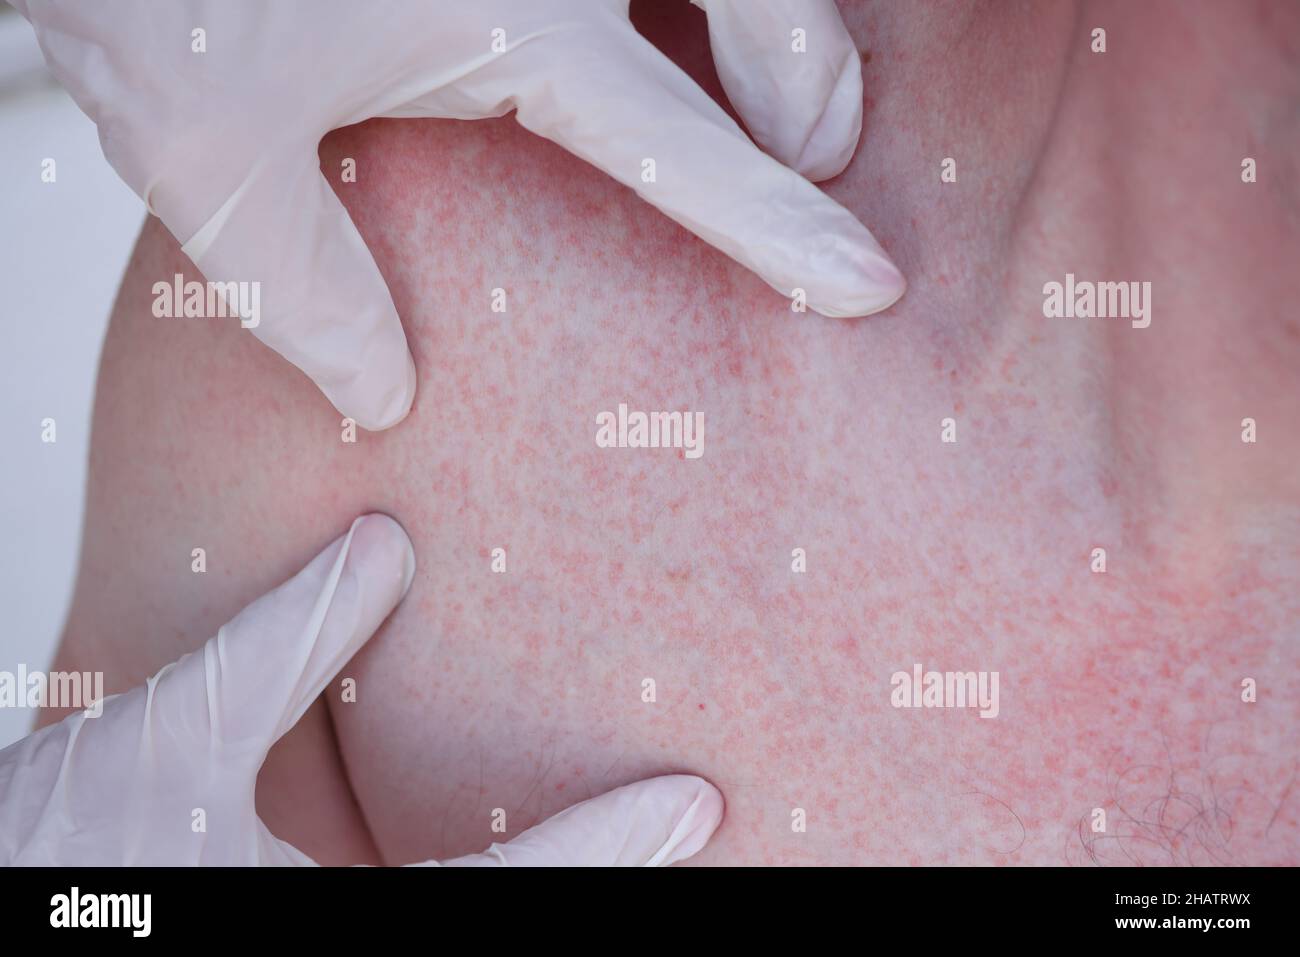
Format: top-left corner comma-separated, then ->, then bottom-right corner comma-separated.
13,0 -> 904,430
0,515 -> 724,866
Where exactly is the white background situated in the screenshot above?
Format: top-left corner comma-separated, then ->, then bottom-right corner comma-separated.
0,5 -> 145,747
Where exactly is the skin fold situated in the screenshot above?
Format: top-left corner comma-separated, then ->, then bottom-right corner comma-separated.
45,0 -> 1300,864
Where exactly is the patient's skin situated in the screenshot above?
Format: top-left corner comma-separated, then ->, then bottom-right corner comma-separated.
49,0 -> 1300,864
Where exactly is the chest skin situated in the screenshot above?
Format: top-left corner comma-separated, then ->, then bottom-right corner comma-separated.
301,98 -> 1298,863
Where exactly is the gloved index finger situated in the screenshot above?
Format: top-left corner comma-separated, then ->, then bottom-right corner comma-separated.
506,19 -> 904,319
436,775 -> 725,867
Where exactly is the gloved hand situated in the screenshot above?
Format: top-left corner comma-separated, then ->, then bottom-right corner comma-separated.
13,0 -> 904,430
0,515 -> 724,866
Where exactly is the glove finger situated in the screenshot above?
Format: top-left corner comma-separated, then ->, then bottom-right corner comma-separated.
434,774 -> 724,867
694,0 -> 863,181
0,511 -> 410,866
150,514 -> 415,765
177,150 -> 417,431
506,21 -> 903,318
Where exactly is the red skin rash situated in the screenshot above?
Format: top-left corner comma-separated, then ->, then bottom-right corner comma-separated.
48,0 -> 1300,864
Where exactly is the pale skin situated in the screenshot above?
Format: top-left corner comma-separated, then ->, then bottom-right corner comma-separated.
44,0 -> 1300,864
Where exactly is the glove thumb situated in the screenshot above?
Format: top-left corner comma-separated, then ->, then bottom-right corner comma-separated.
148,514 -> 416,768
178,150 -> 417,430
